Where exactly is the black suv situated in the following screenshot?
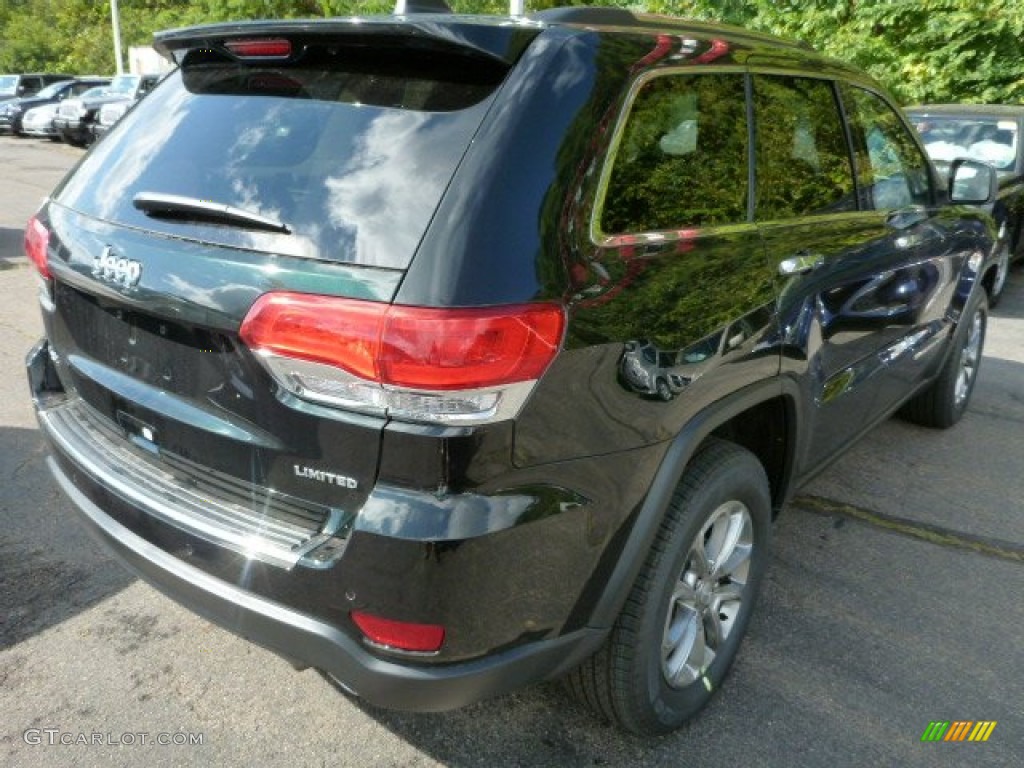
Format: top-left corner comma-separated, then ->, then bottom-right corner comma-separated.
26,6 -> 999,734
0,72 -> 73,101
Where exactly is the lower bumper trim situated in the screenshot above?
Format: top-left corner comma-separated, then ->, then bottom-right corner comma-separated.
46,455 -> 605,711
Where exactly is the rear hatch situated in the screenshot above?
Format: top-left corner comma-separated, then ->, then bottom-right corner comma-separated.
39,18 -> 539,566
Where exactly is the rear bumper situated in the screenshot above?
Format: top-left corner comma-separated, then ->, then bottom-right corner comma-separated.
46,454 -> 602,710
27,338 -> 607,710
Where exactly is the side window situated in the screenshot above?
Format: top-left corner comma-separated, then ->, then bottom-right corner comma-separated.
600,74 -> 749,234
752,75 -> 856,219
841,85 -> 932,210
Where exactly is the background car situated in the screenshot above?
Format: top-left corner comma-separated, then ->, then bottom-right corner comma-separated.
53,73 -> 160,146
0,72 -> 73,102
906,104 -> 1024,305
0,77 -> 110,135
19,103 -> 61,138
92,73 -> 163,141
92,100 -> 130,141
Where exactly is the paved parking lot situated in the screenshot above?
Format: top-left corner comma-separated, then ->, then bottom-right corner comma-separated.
1,135 -> 1021,767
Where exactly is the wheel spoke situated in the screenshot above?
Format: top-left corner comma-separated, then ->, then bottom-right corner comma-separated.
711,580 -> 744,604
707,506 -> 751,580
689,543 -> 712,579
670,579 -> 698,609
663,610 -> 701,687
715,539 -> 752,581
703,606 -> 724,649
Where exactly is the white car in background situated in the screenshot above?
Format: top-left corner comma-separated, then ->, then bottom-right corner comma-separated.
20,102 -> 60,139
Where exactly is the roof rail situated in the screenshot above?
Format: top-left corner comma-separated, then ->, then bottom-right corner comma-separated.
530,7 -> 637,26
531,6 -> 814,51
393,0 -> 452,14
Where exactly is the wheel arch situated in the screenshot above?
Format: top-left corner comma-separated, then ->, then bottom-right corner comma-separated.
585,378 -> 801,630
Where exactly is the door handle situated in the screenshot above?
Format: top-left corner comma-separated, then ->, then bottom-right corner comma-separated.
778,252 -> 823,276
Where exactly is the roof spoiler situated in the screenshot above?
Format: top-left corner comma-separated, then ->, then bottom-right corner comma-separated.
392,1 -> 526,14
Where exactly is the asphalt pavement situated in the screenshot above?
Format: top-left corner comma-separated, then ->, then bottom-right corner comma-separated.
0,135 -> 1021,768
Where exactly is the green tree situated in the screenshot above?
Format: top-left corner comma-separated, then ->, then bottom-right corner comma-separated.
3,0 -> 1023,105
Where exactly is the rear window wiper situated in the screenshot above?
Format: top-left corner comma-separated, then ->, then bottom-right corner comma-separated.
133,192 -> 291,234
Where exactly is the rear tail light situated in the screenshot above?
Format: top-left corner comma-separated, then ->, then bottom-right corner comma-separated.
224,38 -> 293,58
25,216 -> 50,278
351,611 -> 445,654
240,293 -> 565,425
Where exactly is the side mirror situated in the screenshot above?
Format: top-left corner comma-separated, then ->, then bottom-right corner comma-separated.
949,158 -> 998,204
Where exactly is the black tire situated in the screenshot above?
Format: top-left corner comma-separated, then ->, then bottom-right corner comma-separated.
987,241 -> 1010,309
900,288 -> 987,429
655,378 -> 672,401
565,438 -> 771,735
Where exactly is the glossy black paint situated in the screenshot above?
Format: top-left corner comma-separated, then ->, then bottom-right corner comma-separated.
28,10 -> 997,712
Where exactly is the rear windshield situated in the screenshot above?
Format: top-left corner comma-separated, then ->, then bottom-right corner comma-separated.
54,42 -> 508,269
0,75 -> 16,95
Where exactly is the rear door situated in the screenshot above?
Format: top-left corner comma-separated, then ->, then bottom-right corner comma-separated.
754,74 -> 957,473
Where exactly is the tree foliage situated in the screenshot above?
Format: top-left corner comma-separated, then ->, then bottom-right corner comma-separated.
669,0 -> 1024,104
1,0 -> 1022,105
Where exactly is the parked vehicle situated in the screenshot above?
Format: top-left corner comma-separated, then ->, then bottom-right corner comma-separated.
20,103 -> 61,138
27,5 -> 998,735
53,73 -> 160,146
0,77 -> 110,135
0,72 -> 73,102
92,73 -> 164,141
906,104 -> 1024,306
91,100 -> 130,141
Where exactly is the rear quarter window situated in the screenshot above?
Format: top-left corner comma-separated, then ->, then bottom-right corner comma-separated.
599,73 -> 750,235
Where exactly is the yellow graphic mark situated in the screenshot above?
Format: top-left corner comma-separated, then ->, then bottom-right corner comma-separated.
968,721 -> 997,742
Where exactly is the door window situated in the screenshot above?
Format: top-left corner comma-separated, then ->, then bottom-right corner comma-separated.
600,73 -> 749,234
841,85 -> 932,210
752,75 -> 856,220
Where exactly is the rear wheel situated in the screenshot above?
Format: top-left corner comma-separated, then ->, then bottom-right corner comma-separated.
988,240 -> 1010,308
900,288 -> 987,428
655,378 -> 672,401
565,439 -> 771,734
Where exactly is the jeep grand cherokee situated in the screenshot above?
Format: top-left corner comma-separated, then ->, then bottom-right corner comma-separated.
26,5 -> 998,734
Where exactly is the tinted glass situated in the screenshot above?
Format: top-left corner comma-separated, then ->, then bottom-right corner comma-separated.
54,45 -> 507,269
601,74 -> 749,234
36,81 -> 72,99
753,75 -> 856,219
842,86 -> 931,210
108,75 -> 140,93
72,81 -> 105,96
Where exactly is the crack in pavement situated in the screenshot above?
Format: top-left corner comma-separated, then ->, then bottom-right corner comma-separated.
792,494 -> 1024,564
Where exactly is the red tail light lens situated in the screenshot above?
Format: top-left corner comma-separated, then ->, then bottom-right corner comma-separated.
25,216 -> 50,278
351,611 -> 445,653
240,293 -> 564,391
224,38 -> 292,58
239,294 -> 382,380
381,304 -> 564,389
